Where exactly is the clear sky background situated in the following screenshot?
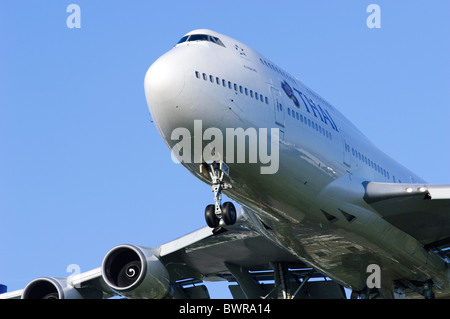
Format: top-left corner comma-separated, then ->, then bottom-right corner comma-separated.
1,1 -> 449,299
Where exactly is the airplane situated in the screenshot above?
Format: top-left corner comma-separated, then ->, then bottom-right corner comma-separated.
1,29 -> 449,299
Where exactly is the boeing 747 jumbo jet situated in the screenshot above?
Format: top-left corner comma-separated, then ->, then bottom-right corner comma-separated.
2,29 -> 450,300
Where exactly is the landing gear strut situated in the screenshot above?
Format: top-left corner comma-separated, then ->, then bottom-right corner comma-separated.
201,162 -> 237,228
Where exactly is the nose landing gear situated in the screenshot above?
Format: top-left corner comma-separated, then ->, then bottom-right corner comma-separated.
201,162 -> 237,228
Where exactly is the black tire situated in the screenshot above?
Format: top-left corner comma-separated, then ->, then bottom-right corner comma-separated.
205,204 -> 219,228
222,202 -> 237,225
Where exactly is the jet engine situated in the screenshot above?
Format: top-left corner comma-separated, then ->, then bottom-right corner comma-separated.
22,277 -> 83,299
101,244 -> 170,299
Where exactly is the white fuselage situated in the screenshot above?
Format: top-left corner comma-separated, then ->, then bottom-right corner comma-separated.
144,29 -> 447,296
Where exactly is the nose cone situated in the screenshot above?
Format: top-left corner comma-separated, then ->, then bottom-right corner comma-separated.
144,51 -> 186,140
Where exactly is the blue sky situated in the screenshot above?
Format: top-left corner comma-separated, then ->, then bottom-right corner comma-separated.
1,1 -> 449,299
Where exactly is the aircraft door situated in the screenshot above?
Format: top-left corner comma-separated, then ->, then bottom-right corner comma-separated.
270,87 -> 285,127
341,131 -> 351,169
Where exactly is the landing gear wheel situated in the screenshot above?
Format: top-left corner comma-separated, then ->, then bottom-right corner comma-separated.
201,162 -> 234,228
222,202 -> 237,225
205,204 -> 219,228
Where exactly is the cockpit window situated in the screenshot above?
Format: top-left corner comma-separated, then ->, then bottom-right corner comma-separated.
176,34 -> 225,47
177,36 -> 189,44
188,34 -> 209,42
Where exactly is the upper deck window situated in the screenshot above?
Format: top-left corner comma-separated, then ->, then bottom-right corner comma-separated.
177,34 -> 226,47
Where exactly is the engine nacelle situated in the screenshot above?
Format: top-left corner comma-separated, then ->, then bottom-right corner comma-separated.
22,277 -> 83,299
101,244 -> 170,299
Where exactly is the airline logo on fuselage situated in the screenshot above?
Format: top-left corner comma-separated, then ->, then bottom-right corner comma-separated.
281,80 -> 339,132
281,80 -> 300,107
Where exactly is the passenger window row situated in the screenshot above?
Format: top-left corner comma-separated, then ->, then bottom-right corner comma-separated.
195,71 -> 269,105
348,145 -> 391,179
259,58 -> 297,85
288,107 -> 333,141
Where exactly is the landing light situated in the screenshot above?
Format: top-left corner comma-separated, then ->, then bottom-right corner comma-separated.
418,187 -> 427,193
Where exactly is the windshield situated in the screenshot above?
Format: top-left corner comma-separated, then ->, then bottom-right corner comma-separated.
176,34 -> 225,47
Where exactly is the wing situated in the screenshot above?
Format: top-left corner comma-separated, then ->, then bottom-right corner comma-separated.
1,208 -> 344,299
159,223 -> 299,280
363,182 -> 450,248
